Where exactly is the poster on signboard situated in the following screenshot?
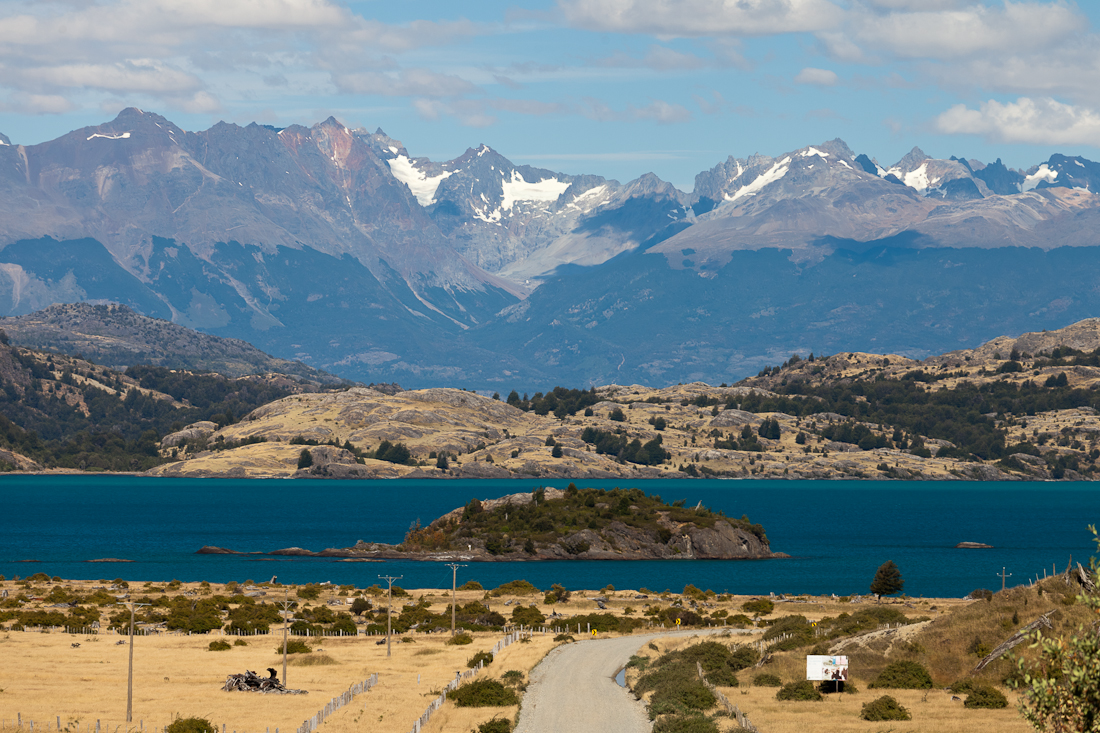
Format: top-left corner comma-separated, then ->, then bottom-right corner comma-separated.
806,655 -> 849,682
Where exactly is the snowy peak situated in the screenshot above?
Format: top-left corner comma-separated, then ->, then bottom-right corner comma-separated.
693,139 -> 870,208
1026,154 -> 1100,193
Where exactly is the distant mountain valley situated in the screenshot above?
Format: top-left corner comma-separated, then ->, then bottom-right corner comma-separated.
0,109 -> 1099,388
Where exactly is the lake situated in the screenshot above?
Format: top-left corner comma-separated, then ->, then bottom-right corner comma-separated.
2,476 -> 1097,598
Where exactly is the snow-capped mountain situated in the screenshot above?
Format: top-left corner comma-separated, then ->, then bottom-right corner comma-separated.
2,110 -> 1100,387
371,139 -> 689,284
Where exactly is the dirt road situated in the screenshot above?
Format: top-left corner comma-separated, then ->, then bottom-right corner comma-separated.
515,630 -> 742,733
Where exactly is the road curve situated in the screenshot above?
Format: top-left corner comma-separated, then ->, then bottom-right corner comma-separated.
515,630 -> 739,733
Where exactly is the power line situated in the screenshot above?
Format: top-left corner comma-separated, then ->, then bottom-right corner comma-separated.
378,575 -> 403,657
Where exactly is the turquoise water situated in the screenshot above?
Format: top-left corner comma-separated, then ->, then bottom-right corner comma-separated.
1,476 -> 1098,597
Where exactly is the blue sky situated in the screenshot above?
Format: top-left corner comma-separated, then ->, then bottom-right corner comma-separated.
2,0 -> 1100,190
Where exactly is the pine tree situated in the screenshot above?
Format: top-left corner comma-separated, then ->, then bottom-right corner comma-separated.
870,560 -> 904,601
297,448 -> 313,469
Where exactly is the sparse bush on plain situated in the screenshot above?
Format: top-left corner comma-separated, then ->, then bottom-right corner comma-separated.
651,714 -> 719,733
776,681 -> 822,701
860,695 -> 911,721
553,634 -> 575,642
277,639 -> 312,654
232,639 -> 248,646
207,640 -> 231,651
868,660 -> 933,690
165,718 -> 217,733
488,580 -> 539,597
740,598 -> 774,615
475,718 -> 511,733
753,673 -> 782,687
467,650 -> 494,668
964,685 -> 1008,709
447,632 -> 474,646
446,679 -> 519,707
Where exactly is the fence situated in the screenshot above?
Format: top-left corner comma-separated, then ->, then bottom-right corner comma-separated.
406,630 -> 531,733
295,674 -> 378,733
696,662 -> 758,733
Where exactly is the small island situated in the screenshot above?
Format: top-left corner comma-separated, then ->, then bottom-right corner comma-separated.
198,485 -> 784,561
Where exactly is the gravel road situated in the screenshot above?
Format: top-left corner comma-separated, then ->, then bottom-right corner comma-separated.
515,630 -> 742,733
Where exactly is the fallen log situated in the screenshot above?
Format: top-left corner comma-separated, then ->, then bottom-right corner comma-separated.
973,612 -> 1055,672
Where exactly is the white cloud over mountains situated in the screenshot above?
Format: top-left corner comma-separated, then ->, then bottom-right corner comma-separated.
936,97 -> 1100,146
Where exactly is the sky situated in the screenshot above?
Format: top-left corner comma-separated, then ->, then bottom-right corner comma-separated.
2,0 -> 1100,190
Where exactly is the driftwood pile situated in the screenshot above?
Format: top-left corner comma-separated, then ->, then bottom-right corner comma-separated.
223,668 -> 308,695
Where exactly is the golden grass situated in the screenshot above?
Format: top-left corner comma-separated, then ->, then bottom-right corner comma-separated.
2,576 -> 1086,733
0,627 -> 555,733
723,685 -> 1031,733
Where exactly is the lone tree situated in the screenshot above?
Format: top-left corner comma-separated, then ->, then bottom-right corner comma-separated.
870,560 -> 904,601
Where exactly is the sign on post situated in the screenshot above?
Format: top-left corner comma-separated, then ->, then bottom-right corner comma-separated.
806,655 -> 849,682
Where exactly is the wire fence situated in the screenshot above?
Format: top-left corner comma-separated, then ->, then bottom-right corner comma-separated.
295,674 -> 378,733
406,629 -> 531,733
696,661 -> 759,733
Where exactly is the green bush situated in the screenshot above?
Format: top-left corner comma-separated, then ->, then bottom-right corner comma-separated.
232,639 -> 248,647
447,632 -> 474,646
741,598 -> 774,615
165,718 -> 217,733
776,681 -> 822,701
459,580 -> 483,591
553,634 -> 574,642
468,650 -> 494,668
501,670 -> 524,686
296,584 -> 322,600
277,639 -> 312,654
753,673 -> 782,687
488,580 -> 539,597
868,660 -> 933,690
476,718 -> 511,733
207,640 -> 231,651
446,679 -> 519,707
861,695 -> 911,721
511,605 -> 545,626
652,714 -> 719,733
964,685 -> 1008,709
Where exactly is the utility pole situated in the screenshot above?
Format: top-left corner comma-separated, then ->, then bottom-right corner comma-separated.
446,563 -> 467,637
379,575 -> 402,657
999,567 -> 1012,592
125,600 -> 151,723
277,586 -> 294,686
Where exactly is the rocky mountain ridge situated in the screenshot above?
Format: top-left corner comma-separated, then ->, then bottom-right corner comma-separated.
3,111 -> 1100,387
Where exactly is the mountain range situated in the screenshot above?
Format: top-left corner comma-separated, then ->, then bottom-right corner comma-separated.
1,109 -> 1099,388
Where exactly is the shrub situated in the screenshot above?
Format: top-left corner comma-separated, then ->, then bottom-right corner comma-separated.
776,681 -> 822,701
869,660 -> 933,690
296,584 -> 322,600
652,714 -> 719,733
501,670 -> 524,686
489,580 -> 539,597
297,449 -> 313,469
860,695 -> 911,721
964,685 -> 1008,709
277,639 -> 312,654
208,640 -> 231,651
165,719 -> 217,733
553,634 -> 574,642
468,650 -> 494,668
232,639 -> 248,646
476,719 -> 511,733
459,580 -> 484,591
447,632 -> 474,646
511,605 -> 545,626
740,598 -> 774,615
753,673 -> 782,687
447,679 -> 519,707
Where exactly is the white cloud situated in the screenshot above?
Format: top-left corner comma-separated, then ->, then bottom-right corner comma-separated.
332,69 -> 478,98
846,2 -> 1080,60
630,100 -> 692,124
794,67 -> 838,86
559,0 -> 843,37
935,97 -> 1100,146
1,92 -> 76,115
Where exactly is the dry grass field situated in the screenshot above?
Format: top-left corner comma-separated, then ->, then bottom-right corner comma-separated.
3,574 -> 1088,733
0,624 -> 557,733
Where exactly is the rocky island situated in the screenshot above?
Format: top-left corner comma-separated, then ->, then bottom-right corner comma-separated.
197,486 -> 784,561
